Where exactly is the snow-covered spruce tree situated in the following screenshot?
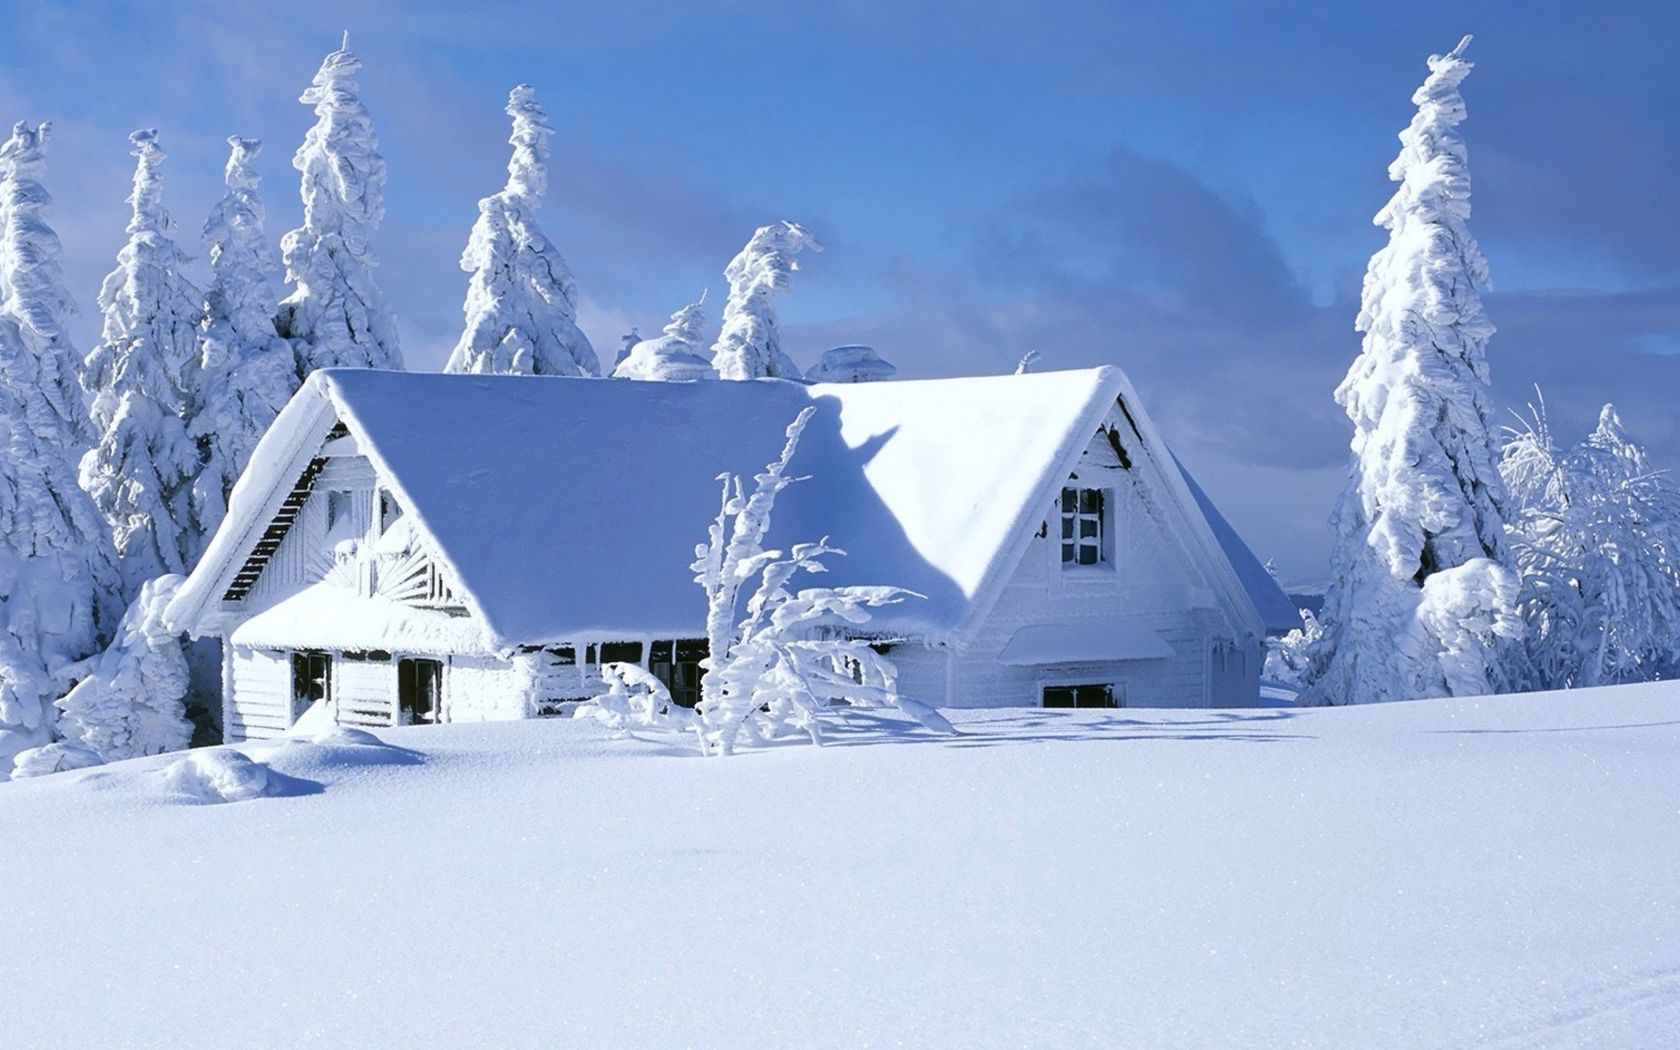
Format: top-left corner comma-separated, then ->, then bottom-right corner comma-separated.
1305,36 -> 1522,705
613,292 -> 716,381
710,221 -> 820,380
1502,400 -> 1680,688
805,344 -> 896,383
57,574 -> 192,762
192,137 -> 303,547
277,35 -> 403,373
0,121 -> 122,773
444,84 -> 598,376
80,129 -> 205,598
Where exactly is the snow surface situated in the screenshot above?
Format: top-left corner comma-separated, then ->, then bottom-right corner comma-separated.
2,684 -> 1677,1047
182,366 -> 1274,647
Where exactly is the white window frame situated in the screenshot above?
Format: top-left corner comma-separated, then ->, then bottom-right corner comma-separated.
1059,486 -> 1111,569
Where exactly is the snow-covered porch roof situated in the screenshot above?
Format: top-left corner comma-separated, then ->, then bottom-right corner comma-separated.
172,367 -> 1283,651
997,622 -> 1176,666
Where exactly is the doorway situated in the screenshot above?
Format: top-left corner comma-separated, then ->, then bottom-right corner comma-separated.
398,658 -> 443,725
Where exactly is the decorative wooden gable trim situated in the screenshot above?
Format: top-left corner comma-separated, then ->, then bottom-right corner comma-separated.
374,547 -> 461,608
221,450 -> 333,602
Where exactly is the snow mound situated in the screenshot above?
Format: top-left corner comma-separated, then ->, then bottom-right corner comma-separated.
157,749 -> 273,804
10,742 -> 103,779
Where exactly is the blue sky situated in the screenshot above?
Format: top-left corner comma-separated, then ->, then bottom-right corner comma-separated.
5,0 -> 1676,584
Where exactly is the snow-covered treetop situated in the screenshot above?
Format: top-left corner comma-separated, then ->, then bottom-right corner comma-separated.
192,135 -> 302,548
711,221 -> 820,380
293,36 -> 386,242
614,291 -> 716,381
278,36 -> 403,372
0,120 -> 88,442
444,83 -> 598,376
805,344 -> 896,383
502,83 -> 549,204
203,137 -> 284,352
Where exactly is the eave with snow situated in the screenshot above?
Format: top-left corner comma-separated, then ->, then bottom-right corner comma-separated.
167,367 -> 1293,739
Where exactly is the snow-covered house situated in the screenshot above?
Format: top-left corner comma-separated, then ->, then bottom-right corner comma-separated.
167,367 -> 1294,740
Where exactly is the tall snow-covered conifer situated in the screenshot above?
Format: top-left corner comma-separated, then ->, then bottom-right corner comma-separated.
192,136 -> 300,546
613,292 -> 715,381
1306,37 -> 1521,704
0,121 -> 121,772
444,84 -> 598,376
277,35 -> 403,373
80,129 -> 204,598
711,221 -> 819,380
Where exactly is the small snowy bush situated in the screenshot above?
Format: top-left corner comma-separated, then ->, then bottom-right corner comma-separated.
579,407 -> 923,755
1501,399 -> 1680,688
57,575 -> 193,763
1263,610 -> 1323,688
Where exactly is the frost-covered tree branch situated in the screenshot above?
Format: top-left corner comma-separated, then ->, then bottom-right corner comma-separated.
56,574 -> 192,763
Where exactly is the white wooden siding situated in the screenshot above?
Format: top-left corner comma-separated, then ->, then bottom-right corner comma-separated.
227,647 -> 293,741
334,658 -> 397,728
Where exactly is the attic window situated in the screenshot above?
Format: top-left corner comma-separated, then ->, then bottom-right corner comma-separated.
326,490 -> 356,539
1060,487 -> 1108,566
379,490 -> 402,534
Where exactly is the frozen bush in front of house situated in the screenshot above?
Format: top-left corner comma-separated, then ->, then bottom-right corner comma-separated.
580,406 -> 920,755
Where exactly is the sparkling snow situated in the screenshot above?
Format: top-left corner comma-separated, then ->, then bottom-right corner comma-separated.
2,686 -> 1677,1047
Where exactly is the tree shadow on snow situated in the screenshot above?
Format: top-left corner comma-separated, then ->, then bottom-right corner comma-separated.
815,707 -> 1312,750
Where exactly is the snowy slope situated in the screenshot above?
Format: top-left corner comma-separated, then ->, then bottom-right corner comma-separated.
2,686 -> 1678,1048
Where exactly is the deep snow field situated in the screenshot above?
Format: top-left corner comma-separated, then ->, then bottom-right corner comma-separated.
3,686 -> 1678,1049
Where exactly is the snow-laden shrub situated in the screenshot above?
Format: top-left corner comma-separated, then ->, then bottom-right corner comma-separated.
578,407 -> 924,755
710,222 -> 819,380
576,662 -> 693,734
57,575 -> 193,762
1501,399 -> 1680,688
9,741 -> 102,779
1263,610 -> 1323,687
614,293 -> 715,381
805,345 -> 895,383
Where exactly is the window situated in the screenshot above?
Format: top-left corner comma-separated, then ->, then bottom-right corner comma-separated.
291,650 -> 331,722
326,489 -> 355,538
379,490 -> 402,534
1042,683 -> 1116,709
1060,487 -> 1107,566
599,642 -> 643,666
398,658 -> 443,725
650,639 -> 707,708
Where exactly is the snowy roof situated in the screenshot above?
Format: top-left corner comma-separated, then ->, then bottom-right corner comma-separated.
231,582 -> 490,655
1173,459 -> 1300,634
997,622 -> 1175,665
174,367 -> 1273,649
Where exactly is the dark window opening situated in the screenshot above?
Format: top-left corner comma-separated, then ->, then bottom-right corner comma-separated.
650,639 -> 707,708
291,650 -> 331,722
1042,683 -> 1115,709
599,642 -> 643,665
1060,487 -> 1107,566
379,490 -> 402,534
398,658 -> 443,725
